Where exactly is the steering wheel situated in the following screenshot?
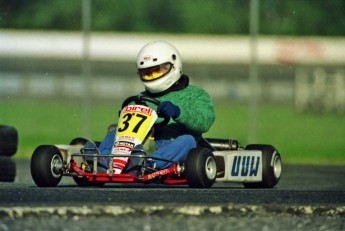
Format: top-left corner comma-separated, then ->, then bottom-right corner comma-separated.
121,95 -> 170,126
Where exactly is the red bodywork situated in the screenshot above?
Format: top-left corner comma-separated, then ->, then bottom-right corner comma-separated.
68,159 -> 188,185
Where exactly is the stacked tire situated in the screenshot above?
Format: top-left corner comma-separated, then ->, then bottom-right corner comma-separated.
0,125 -> 17,182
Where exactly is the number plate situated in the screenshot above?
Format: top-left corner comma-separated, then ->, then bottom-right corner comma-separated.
111,105 -> 157,155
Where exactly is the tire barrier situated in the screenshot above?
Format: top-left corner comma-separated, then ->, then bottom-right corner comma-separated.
0,125 -> 18,182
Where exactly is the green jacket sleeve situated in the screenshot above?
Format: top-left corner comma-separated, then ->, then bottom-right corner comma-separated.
174,86 -> 215,134
141,85 -> 215,140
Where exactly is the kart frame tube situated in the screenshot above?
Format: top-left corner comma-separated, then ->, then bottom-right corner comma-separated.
68,154 -> 186,185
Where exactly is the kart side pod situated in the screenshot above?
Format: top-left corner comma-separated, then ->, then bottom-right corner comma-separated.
214,150 -> 263,182
213,144 -> 282,188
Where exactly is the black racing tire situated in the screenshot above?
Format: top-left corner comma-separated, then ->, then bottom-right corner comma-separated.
69,138 -> 105,187
0,125 -> 18,156
69,137 -> 89,146
31,145 -> 63,187
184,148 -> 217,188
70,137 -> 101,147
0,156 -> 16,182
243,144 -> 282,188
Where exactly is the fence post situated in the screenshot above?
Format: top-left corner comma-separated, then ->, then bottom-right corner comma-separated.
334,69 -> 345,114
295,68 -> 310,112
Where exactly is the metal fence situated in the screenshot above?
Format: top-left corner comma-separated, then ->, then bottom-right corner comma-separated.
1,31 -> 344,102
1,0 -> 345,140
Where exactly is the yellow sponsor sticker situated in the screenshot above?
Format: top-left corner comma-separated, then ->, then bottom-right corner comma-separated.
116,105 -> 157,143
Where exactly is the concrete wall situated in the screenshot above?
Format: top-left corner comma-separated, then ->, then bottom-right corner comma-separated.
1,30 -> 344,105
1,30 -> 345,65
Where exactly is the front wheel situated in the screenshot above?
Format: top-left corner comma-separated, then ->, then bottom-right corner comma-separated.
31,145 -> 63,187
184,148 -> 217,188
243,144 -> 282,188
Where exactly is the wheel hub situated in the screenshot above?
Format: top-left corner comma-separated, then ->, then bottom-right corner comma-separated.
205,156 -> 217,180
51,154 -> 63,178
273,155 -> 282,179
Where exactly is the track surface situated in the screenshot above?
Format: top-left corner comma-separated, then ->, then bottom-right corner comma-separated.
0,160 -> 344,231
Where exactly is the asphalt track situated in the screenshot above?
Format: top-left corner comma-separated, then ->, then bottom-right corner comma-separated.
0,160 -> 344,231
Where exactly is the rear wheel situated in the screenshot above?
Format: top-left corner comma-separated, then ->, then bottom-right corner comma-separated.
185,148 -> 217,188
69,137 -> 89,146
31,145 -> 63,187
243,144 -> 282,188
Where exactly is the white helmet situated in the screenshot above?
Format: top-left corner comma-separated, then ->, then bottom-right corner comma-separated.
136,41 -> 183,93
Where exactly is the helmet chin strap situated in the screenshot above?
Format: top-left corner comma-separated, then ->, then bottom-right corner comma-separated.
144,74 -> 189,97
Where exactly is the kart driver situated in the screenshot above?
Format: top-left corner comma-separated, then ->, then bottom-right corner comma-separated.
96,41 -> 215,172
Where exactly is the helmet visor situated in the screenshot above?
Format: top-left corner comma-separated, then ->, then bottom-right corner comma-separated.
138,63 -> 172,81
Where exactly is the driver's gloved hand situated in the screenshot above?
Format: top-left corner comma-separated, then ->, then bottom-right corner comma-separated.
157,101 -> 180,119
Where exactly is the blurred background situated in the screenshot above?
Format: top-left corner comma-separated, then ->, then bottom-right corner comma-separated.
0,0 -> 344,164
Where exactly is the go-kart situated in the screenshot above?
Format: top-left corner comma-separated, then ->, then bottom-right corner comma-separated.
30,96 -> 282,188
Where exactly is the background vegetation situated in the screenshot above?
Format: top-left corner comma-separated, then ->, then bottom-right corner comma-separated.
1,1 -> 344,165
1,0 -> 344,36
1,99 -> 344,164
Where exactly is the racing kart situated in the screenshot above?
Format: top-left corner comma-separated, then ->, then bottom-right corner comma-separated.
30,96 -> 282,188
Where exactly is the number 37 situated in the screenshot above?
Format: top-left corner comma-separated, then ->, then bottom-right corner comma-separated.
117,113 -> 147,133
